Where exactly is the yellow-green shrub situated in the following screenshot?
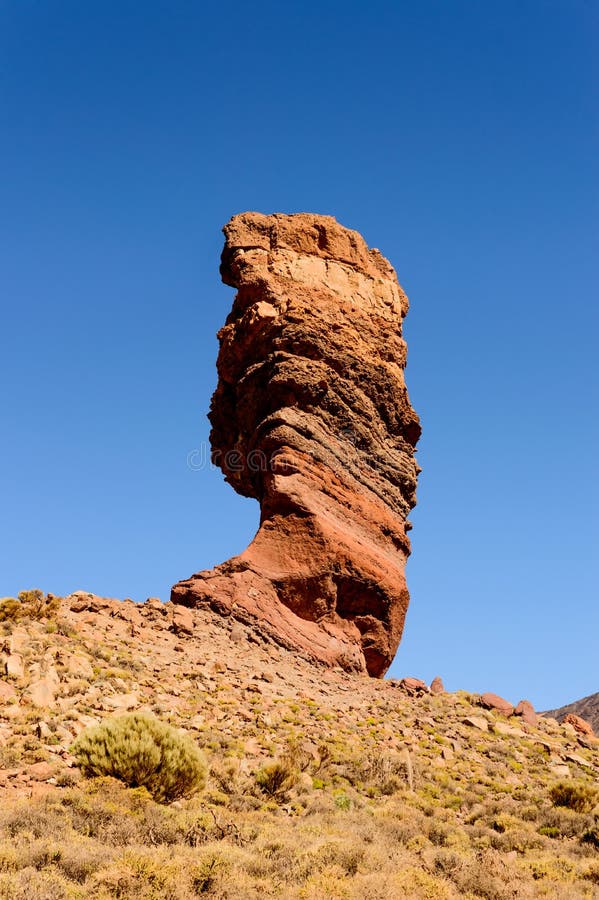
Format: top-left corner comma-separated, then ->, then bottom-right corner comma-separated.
549,781 -> 598,813
0,589 -> 60,622
255,760 -> 298,799
71,713 -> 206,803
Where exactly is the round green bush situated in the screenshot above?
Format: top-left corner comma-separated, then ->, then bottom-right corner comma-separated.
71,713 -> 207,802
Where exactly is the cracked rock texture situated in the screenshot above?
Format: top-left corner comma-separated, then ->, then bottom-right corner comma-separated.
172,213 -> 421,676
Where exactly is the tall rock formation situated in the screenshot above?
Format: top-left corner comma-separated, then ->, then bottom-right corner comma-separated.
172,213 -> 421,676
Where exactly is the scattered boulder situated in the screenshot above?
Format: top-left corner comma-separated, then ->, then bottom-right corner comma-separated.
66,654 -> 94,679
463,716 -> 489,732
68,592 -> 94,613
494,721 -> 523,737
430,676 -> 445,695
4,654 -> 24,679
229,624 -> 245,643
9,628 -> 30,654
24,678 -> 56,709
28,761 -> 56,781
563,752 -> 592,768
480,692 -> 514,717
144,597 -> 166,615
102,692 -> 138,711
563,713 -> 595,737
399,677 -> 430,697
36,721 -> 52,740
514,699 -> 537,727
75,714 -> 100,732
171,606 -> 195,636
0,681 -> 17,702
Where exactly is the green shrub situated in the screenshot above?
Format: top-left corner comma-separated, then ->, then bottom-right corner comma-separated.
581,826 -> 599,849
71,713 -> 206,803
255,760 -> 298,799
538,825 -> 560,838
0,589 -> 61,623
549,781 -> 598,813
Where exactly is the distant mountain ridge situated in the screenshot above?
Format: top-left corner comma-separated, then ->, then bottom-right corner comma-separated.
545,691 -> 599,733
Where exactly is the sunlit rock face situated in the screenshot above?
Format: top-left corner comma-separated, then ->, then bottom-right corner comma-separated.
172,212 -> 421,676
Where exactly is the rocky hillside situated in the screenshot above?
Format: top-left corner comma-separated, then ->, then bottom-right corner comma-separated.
546,693 -> 599,735
1,591 -> 598,899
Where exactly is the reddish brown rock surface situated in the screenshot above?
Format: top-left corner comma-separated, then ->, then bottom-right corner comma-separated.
172,212 -> 421,676
430,676 -> 445,696
514,699 -> 538,727
563,713 -> 595,738
544,692 -> 599,735
480,692 -> 514,717
398,677 -> 430,696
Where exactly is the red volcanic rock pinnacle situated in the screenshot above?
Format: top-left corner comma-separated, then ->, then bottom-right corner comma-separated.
171,212 -> 421,676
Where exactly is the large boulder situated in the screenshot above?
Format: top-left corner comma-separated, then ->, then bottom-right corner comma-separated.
563,713 -> 595,737
172,213 -> 421,676
430,676 -> 445,696
480,692 -> 514,717
514,699 -> 537,727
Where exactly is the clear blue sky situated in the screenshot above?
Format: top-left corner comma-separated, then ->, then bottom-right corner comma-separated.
1,1 -> 597,709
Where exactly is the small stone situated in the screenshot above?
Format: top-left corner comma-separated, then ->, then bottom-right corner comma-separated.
549,764 -> 570,778
67,654 -> 94,679
37,721 -> 52,740
46,665 -> 60,686
4,654 -> 25,679
187,714 -> 204,730
9,628 -> 30,654
494,721 -> 522,737
171,607 -> 195,636
0,681 -> 17,702
463,716 -> 489,731
563,752 -> 592,768
28,761 -> 55,781
230,624 -> 245,643
25,678 -> 56,709
76,714 -> 100,730
102,692 -> 138,711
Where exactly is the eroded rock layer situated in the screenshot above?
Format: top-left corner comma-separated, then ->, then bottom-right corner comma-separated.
172,213 -> 421,675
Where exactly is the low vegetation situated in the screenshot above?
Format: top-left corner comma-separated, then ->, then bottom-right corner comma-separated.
72,713 -> 207,802
550,781 -> 599,814
0,600 -> 598,898
0,589 -> 60,623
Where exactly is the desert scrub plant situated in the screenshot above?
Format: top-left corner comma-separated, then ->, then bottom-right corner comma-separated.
255,759 -> 298,799
0,589 -> 61,623
549,781 -> 599,813
71,713 -> 207,802
581,823 -> 599,849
